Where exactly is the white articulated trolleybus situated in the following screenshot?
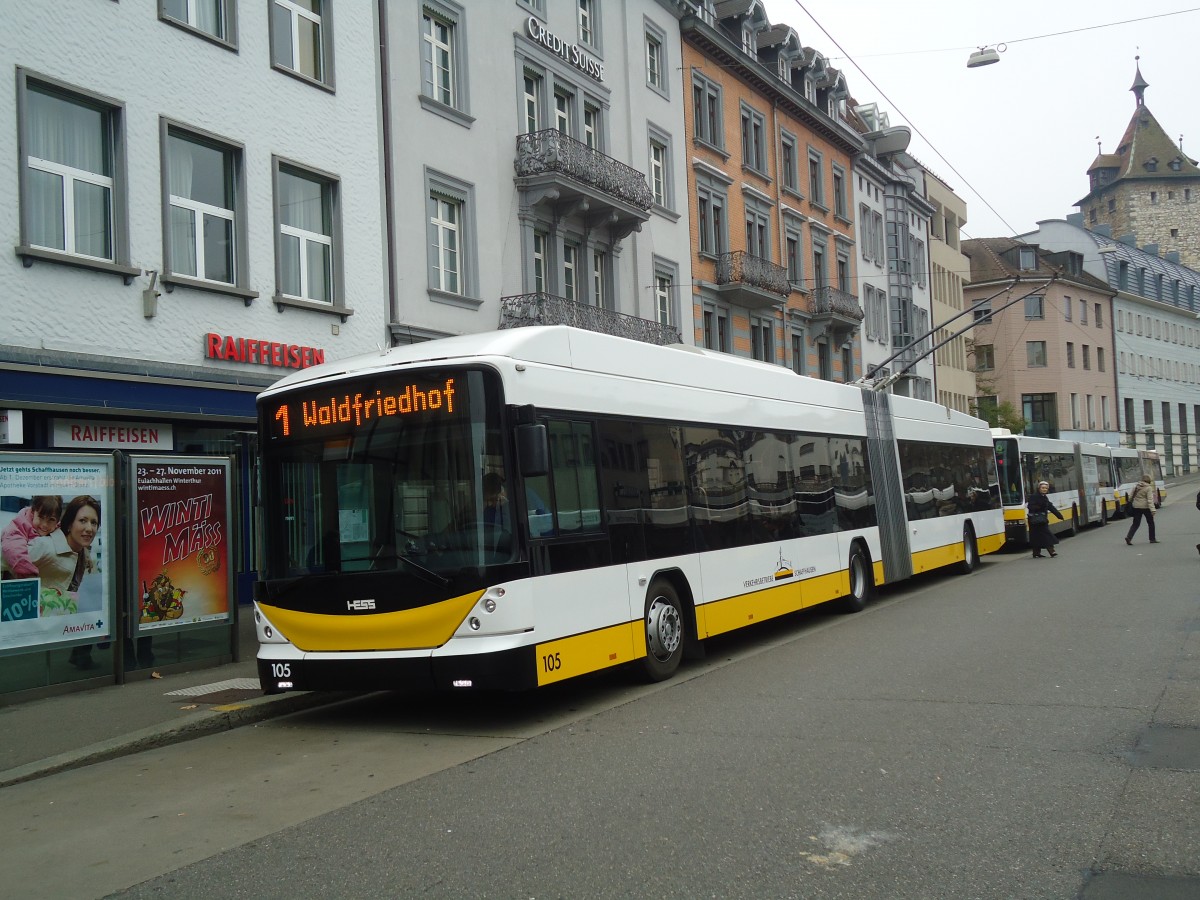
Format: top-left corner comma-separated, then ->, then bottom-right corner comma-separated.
991,431 -> 1118,545
253,327 -> 1004,693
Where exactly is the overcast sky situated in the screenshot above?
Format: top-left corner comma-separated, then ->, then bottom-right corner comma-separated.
758,0 -> 1197,240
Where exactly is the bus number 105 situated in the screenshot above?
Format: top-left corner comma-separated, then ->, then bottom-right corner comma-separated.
541,652 -> 561,673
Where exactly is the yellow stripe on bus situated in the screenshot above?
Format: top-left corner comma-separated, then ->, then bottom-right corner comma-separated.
698,569 -> 846,639
535,621 -> 639,686
259,591 -> 484,652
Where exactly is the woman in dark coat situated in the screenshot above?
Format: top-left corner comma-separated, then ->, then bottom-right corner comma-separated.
1027,480 -> 1063,558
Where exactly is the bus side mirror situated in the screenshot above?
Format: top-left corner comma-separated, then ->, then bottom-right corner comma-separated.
517,423 -> 549,476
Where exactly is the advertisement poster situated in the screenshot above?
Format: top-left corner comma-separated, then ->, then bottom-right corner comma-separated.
0,454 -> 114,652
133,457 -> 233,633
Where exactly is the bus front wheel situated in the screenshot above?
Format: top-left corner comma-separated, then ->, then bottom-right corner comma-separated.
641,581 -> 684,682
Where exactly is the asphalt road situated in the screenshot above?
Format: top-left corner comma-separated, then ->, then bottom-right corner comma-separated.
4,492 -> 1198,900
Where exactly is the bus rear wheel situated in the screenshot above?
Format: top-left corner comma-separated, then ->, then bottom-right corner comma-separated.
641,581 -> 684,682
956,525 -> 979,574
841,545 -> 874,613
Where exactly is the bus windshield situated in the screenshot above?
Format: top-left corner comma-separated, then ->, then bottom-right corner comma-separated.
258,367 -> 515,580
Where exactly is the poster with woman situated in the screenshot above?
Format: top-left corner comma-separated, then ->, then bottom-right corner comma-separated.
0,454 -> 114,652
132,456 -> 233,633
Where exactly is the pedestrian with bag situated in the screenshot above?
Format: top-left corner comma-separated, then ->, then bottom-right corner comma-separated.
1027,480 -> 1063,559
1124,475 -> 1158,545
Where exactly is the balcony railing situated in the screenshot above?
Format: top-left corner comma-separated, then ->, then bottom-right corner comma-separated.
515,130 -> 654,211
810,285 -> 864,320
499,292 -> 682,346
715,251 -> 790,297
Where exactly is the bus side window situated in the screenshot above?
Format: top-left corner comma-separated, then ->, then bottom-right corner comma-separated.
536,419 -> 602,537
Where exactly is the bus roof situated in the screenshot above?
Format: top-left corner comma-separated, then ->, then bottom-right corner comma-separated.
258,326 -> 987,430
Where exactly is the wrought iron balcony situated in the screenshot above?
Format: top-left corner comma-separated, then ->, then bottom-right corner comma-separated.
714,251 -> 790,310
515,131 -> 653,239
810,285 -> 864,320
498,292 -> 682,346
808,285 -> 863,348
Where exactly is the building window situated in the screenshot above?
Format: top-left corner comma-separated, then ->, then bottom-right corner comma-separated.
703,307 -> 729,352
270,0 -> 332,87
532,232 -> 546,293
691,73 -> 722,148
841,345 -> 853,382
1094,303 -> 1102,327
563,242 -> 578,301
650,140 -> 667,207
791,332 -> 805,375
808,151 -> 824,207
645,23 -> 666,95
591,249 -> 607,307
1024,295 -> 1044,319
1018,247 -> 1036,270
20,77 -> 121,263
832,166 -> 846,218
160,0 -> 236,46
780,132 -> 798,193
554,90 -> 572,135
1082,345 -> 1091,370
744,199 -> 770,259
1027,341 -> 1047,367
419,0 -> 469,123
577,0 -> 596,48
785,232 -> 801,286
976,343 -> 995,370
425,168 -> 477,300
1108,198 -> 1116,212
1063,296 -> 1072,321
1097,347 -> 1105,372
583,105 -> 598,149
1079,299 -> 1087,324
166,128 -> 238,285
696,183 -> 726,257
750,317 -> 773,362
1066,342 -> 1074,368
523,73 -> 541,134
275,161 -> 338,305
429,195 -> 460,294
740,104 -> 766,174
653,258 -> 678,327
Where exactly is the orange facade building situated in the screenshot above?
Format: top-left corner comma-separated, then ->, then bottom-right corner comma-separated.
680,4 -> 864,379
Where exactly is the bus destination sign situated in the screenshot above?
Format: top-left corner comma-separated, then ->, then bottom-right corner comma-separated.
270,377 -> 458,438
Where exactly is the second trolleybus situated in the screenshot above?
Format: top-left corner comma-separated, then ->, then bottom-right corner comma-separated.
254,326 -> 1005,694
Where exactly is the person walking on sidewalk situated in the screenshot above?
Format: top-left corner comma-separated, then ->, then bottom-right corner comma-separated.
1124,475 -> 1158,545
1028,481 -> 1063,559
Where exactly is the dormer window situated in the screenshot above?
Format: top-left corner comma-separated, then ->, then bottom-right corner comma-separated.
1143,157 -> 1158,172
741,24 -> 754,54
1018,247 -> 1036,271
1170,157 -> 1183,171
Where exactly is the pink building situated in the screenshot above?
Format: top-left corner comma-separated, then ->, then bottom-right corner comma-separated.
963,238 -> 1118,441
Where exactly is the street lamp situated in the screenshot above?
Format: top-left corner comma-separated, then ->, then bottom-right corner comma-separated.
967,46 -> 1001,68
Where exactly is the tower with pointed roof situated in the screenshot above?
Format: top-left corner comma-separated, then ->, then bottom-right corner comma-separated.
1076,59 -> 1200,269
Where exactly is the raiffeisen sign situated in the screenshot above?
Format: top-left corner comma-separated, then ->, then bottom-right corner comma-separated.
526,17 -> 604,82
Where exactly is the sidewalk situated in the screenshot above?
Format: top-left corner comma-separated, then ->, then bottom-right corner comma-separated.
0,609 -> 341,788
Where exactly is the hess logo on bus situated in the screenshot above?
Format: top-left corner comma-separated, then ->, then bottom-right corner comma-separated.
347,599 -> 376,611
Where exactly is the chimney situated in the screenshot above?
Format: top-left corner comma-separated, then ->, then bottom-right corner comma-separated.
1142,243 -> 1159,256
1066,212 -> 1083,226
1092,224 -> 1112,238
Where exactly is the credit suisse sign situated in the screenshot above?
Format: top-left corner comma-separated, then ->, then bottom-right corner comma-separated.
526,17 -> 604,82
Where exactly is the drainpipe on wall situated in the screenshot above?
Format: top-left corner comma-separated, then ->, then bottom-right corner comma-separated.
377,0 -> 398,342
